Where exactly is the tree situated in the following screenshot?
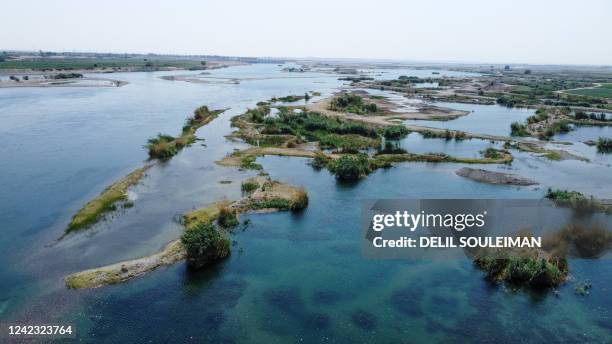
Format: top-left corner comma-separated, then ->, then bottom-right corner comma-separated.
181,222 -> 230,269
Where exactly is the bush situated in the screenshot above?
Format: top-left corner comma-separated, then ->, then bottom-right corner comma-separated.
181,222 -> 230,269
510,122 -> 529,136
217,206 -> 239,228
53,73 -> 83,79
329,93 -> 377,114
382,125 -> 409,139
596,137 -> 612,153
327,153 -> 373,181
240,155 -> 263,170
291,188 -> 309,210
247,106 -> 270,123
311,152 -> 330,169
241,181 -> 259,193
482,148 -> 501,159
146,134 -> 178,159
379,141 -> 407,154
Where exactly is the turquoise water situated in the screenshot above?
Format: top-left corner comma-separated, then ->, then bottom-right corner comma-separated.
0,64 -> 610,343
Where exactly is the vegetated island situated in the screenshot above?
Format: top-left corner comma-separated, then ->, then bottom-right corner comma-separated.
62,106 -> 227,236
473,223 -> 612,290
545,189 -> 612,214
146,106 -> 227,160
219,98 -> 514,182
65,177 -> 308,289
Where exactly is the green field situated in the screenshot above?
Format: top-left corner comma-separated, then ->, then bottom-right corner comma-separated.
0,58 -> 208,70
567,83 -> 612,99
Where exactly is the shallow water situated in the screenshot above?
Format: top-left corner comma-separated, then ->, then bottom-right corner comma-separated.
0,64 -> 610,343
404,102 -> 534,137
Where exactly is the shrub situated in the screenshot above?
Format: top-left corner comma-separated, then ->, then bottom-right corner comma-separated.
241,181 -> 259,193
146,134 -> 178,159
510,122 -> 529,136
311,152 -> 331,169
329,93 -> 377,114
240,155 -> 263,170
379,141 -> 407,154
291,188 -> 309,210
246,106 -> 270,123
181,222 -> 230,269
327,153 -> 373,181
482,148 -> 501,159
382,125 -> 409,139
596,137 -> 612,153
218,206 -> 239,228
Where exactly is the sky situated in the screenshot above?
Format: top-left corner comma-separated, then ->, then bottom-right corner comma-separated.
1,0 -> 611,65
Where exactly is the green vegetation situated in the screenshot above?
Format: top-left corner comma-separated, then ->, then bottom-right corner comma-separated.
239,155 -> 263,170
338,76 -> 374,82
65,166 -> 150,234
567,84 -> 612,99
217,206 -> 239,228
382,125 -> 410,139
259,107 -> 379,151
546,189 -> 612,213
596,137 -> 612,153
574,111 -> 610,122
376,148 -> 512,165
246,106 -> 270,123
146,134 -> 180,160
326,153 -> 388,181
474,248 -> 568,289
421,129 -> 467,140
379,141 -> 407,155
249,198 -> 292,210
147,106 -> 225,160
0,58 -> 211,71
482,148 -> 501,159
241,180 -> 260,193
311,151 -> 331,169
526,108 -> 549,124
270,95 -> 307,103
245,182 -> 308,211
181,222 -> 230,269
328,93 -> 377,114
539,121 -> 571,140
496,96 -> 520,108
52,73 -> 84,79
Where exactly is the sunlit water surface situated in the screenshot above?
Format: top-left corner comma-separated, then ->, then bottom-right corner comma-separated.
0,64 -> 610,343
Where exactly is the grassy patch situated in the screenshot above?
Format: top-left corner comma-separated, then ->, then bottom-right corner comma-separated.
596,137 -> 612,153
546,189 -> 612,213
147,106 -> 225,160
65,166 -> 150,234
382,125 -> 410,139
217,206 -> 239,228
328,93 -> 378,115
241,181 -> 260,193
474,248 -> 568,289
567,84 -> 612,99
510,122 -> 529,136
239,155 -> 263,170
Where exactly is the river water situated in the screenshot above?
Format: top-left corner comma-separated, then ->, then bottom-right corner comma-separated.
0,64 -> 610,343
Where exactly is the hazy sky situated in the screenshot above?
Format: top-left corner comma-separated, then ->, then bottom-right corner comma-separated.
2,0 -> 611,65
